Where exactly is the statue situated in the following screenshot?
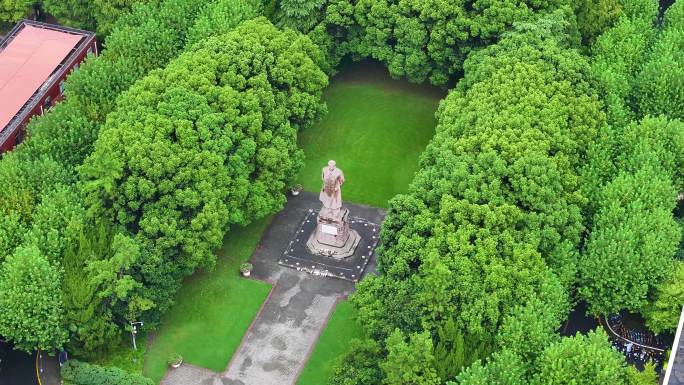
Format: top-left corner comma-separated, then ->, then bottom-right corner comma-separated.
306,160 -> 360,259
319,160 -> 344,215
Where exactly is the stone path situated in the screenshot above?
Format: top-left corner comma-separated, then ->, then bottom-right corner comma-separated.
161,192 -> 385,385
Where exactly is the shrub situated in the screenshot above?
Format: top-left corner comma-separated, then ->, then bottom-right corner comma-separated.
61,360 -> 154,385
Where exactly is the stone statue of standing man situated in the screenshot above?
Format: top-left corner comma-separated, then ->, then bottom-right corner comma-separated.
319,160 -> 345,216
307,159 -> 360,258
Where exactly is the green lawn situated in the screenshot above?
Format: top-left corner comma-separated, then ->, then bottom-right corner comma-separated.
297,60 -> 443,208
296,301 -> 365,385
143,218 -> 273,383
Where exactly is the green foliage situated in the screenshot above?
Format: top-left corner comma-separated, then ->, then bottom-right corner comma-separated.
186,0 -> 262,46
433,319 -> 494,381
353,14 -> 599,354
328,339 -> 382,385
575,0 -> 623,45
495,299 -> 562,363
316,0 -> 569,85
451,350 -> 528,385
91,0 -> 154,37
579,117 -> 684,315
580,166 -> 680,314
0,0 -> 220,357
81,17 -> 326,323
627,361 -> 659,385
61,360 -> 154,385
41,0 -> 152,36
456,331 -> 632,384
276,0 -> 325,32
381,330 -> 440,385
635,2 -> 684,120
25,186 -> 86,263
0,0 -> 32,22
642,261 -> 684,334
0,211 -> 26,263
42,0 -> 97,31
530,330 -> 628,385
0,244 -> 66,352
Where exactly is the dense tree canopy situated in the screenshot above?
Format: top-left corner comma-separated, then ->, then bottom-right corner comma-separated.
0,0 -> 261,357
342,11 -> 608,384
311,0 -> 571,85
0,0 -> 32,22
0,244 -> 66,352
531,331 -> 628,385
81,17 -> 327,322
580,1 -> 684,321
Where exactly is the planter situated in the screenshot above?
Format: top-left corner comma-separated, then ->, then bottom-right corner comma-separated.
240,262 -> 253,277
168,354 -> 183,369
290,184 -> 303,197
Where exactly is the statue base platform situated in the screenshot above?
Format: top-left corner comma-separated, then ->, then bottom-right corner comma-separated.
306,229 -> 360,259
306,208 -> 360,259
279,209 -> 381,282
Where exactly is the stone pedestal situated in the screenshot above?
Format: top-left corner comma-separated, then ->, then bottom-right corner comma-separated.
306,208 -> 360,259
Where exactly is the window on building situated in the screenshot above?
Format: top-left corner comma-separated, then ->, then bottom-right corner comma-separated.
59,80 -> 65,94
44,96 -> 52,111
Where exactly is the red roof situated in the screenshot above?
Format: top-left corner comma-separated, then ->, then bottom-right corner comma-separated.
0,25 -> 83,132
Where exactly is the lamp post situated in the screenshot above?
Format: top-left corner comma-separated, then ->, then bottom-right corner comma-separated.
130,321 -> 143,350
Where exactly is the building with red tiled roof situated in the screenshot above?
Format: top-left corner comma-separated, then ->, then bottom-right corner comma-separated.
0,20 -> 96,154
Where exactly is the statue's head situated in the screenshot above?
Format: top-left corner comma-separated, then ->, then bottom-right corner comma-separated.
327,160 -> 336,169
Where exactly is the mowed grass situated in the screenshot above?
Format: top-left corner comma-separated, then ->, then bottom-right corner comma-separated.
296,301 -> 365,385
297,60 -> 444,208
144,218 -> 273,383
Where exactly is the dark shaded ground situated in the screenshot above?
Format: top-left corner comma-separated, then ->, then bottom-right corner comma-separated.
37,352 -> 60,385
560,302 -> 599,337
0,341 -> 38,385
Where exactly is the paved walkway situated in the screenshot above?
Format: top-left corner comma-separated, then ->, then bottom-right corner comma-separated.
161,192 -> 385,385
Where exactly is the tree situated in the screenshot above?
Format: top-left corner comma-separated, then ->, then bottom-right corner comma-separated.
317,0 -> 569,85
381,330 -> 440,385
580,166 -> 680,315
575,0 -> 623,46
61,360 -> 154,385
25,185 -> 86,263
433,318 -> 494,381
91,0 -> 153,36
635,3 -> 684,120
451,350 -> 527,385
642,261 -> 684,334
81,17 -> 327,323
579,117 -> 684,315
0,244 -> 66,352
495,299 -> 562,363
626,362 -> 658,385
0,211 -> 25,264
531,330 -> 628,385
0,0 -> 32,22
328,339 -> 383,385
42,0 -> 97,31
276,0 -> 325,32
186,0 -> 262,46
